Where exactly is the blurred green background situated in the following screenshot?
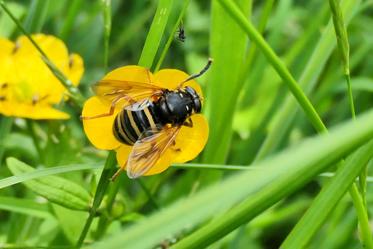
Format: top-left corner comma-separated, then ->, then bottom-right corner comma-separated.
0,0 -> 373,248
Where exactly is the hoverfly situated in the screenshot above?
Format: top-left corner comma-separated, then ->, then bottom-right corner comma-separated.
81,59 -> 212,179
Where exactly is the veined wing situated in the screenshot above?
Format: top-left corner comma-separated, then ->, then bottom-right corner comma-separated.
126,125 -> 181,179
92,79 -> 165,108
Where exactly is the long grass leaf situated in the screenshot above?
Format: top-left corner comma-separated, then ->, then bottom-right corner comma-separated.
255,0 -> 360,160
281,140 -> 373,248
138,0 -> 174,69
0,196 -> 54,219
201,0 -> 250,164
7,158 -> 92,211
0,163 -> 101,189
216,0 -> 326,134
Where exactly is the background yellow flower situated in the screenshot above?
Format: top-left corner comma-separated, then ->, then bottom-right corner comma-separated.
0,34 -> 84,119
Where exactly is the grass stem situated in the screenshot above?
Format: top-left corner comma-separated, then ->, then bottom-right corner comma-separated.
154,0 -> 190,72
76,151 -> 117,248
102,0 -> 111,72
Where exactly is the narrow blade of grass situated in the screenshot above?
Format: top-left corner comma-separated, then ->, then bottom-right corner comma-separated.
0,163 -> 101,189
102,0 -> 111,72
201,0 -> 251,164
154,0 -> 191,72
138,0 -> 174,69
216,0 -> 327,134
254,0 -> 360,161
7,158 -> 92,211
281,140 -> 373,248
23,0 -> 50,32
0,196 -> 54,219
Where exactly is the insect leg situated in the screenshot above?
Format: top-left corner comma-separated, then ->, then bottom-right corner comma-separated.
80,95 -> 126,120
111,161 -> 127,181
183,117 -> 193,127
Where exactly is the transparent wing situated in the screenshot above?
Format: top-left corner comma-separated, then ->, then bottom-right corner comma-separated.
125,98 -> 152,111
127,125 -> 181,179
92,79 -> 164,108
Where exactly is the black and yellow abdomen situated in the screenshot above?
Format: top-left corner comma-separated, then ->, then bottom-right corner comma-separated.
113,102 -> 162,145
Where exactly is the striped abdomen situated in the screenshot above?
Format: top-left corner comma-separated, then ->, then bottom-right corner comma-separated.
113,102 -> 162,145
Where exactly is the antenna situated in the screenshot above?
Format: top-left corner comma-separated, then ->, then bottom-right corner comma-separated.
178,58 -> 213,87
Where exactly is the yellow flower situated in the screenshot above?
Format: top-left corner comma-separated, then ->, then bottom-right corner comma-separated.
82,66 -> 209,176
0,34 -> 84,119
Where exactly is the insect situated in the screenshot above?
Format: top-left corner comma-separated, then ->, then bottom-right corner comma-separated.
81,59 -> 212,179
176,21 -> 186,42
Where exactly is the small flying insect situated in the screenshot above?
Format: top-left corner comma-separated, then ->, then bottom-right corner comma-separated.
81,59 -> 212,179
176,21 -> 186,42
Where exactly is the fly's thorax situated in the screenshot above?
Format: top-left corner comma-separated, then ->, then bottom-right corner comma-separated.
157,86 -> 202,124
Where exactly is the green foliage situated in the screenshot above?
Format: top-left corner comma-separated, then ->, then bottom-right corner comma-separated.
7,158 -> 92,211
0,0 -> 372,248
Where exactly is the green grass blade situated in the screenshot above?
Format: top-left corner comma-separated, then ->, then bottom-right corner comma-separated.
0,117 -> 13,167
60,0 -> 83,39
88,109 -> 373,249
154,0 -> 190,72
281,140 -> 373,248
0,163 -> 101,189
216,0 -> 327,134
138,0 -> 174,69
201,0 -> 251,164
23,0 -> 50,32
0,196 -> 54,219
254,0 -> 360,160
7,158 -> 92,211
102,0 -> 111,72
76,151 -> 117,248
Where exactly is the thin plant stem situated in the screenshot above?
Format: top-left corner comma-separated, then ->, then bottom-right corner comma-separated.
76,151 -> 117,248
25,120 -> 43,163
0,117 -> 13,167
0,1 -> 84,107
328,0 -> 371,246
102,0 -> 111,72
94,175 -> 124,239
154,0 -> 191,72
137,178 -> 159,210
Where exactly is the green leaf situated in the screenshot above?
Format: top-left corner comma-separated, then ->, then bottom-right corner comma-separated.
88,109 -> 373,249
281,139 -> 373,248
201,0 -> 251,164
0,196 -> 54,219
0,162 -> 101,189
138,0 -> 174,68
254,0 -> 361,160
7,158 -> 92,211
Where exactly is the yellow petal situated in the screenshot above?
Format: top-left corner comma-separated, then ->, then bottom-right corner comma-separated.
67,53 -> 84,86
82,96 -> 122,150
0,101 -> 69,119
172,114 -> 209,163
0,38 -> 14,56
104,65 -> 154,83
153,69 -> 203,98
14,34 -> 69,63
